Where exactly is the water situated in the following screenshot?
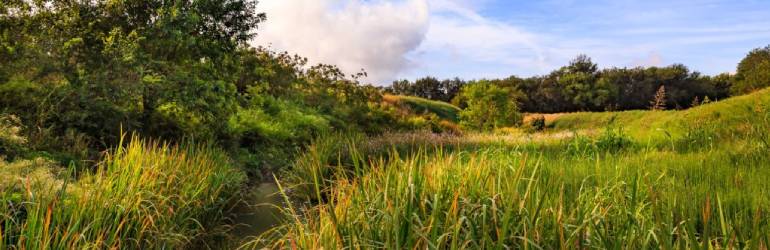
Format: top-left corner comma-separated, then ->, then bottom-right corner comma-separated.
226,182 -> 284,248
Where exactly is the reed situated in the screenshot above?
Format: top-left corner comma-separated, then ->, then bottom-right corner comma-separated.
1,135 -> 245,249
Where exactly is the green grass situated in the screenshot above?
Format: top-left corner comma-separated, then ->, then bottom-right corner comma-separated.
386,95 -> 462,122
250,88 -> 770,249
0,135 -> 245,249
550,88 -> 770,140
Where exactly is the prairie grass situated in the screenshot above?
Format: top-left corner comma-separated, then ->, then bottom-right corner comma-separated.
250,89 -> 770,249
0,135 -> 245,249
252,138 -> 769,249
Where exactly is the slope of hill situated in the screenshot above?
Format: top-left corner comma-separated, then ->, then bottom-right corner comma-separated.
383,94 -> 461,122
549,88 -> 770,139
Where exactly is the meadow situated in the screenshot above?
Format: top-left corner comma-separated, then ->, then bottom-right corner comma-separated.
248,88 -> 770,249
3,2 -> 770,248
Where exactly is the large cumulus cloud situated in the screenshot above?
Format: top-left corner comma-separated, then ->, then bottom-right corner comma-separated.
253,0 -> 430,85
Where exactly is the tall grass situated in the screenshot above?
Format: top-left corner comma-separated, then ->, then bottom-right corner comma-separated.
0,135 -> 245,249
249,95 -> 770,249
253,140 -> 770,249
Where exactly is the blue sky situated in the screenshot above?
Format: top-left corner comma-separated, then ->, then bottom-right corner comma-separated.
255,0 -> 770,85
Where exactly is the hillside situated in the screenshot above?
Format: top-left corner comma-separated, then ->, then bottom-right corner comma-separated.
383,94 -> 462,122
254,89 -> 770,249
548,88 -> 770,139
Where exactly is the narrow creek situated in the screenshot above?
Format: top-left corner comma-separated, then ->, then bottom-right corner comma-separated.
226,181 -> 285,248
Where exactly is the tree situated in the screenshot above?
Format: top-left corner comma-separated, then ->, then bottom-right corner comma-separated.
557,55 -> 615,111
710,73 -> 734,99
458,81 -> 523,130
650,85 -> 667,110
413,77 -> 443,100
0,0 -> 266,144
388,79 -> 413,95
691,96 -> 701,107
733,45 -> 770,94
439,77 -> 466,102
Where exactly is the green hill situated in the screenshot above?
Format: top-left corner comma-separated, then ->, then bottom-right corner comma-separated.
383,95 -> 461,123
550,88 -> 770,140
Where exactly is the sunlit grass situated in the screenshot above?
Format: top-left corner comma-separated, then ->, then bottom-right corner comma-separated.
249,89 -> 770,249
0,135 -> 245,249
252,138 -> 770,249
383,94 -> 462,122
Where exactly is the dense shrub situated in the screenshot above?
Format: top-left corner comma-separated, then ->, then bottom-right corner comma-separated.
0,115 -> 27,159
524,115 -> 546,133
458,81 -> 523,130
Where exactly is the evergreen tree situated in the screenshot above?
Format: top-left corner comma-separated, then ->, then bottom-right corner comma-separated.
691,96 -> 701,107
702,96 -> 712,105
650,85 -> 667,110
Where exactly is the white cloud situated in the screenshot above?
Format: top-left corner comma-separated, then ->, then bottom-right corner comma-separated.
253,0 -> 429,84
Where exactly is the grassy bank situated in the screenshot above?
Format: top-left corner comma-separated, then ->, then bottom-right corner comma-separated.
0,135 -> 245,249
550,88 -> 770,140
383,95 -> 462,123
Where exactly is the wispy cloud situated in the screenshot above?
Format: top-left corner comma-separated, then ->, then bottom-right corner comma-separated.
401,0 -> 770,80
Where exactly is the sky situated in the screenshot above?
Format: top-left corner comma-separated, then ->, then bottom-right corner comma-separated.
252,0 -> 770,85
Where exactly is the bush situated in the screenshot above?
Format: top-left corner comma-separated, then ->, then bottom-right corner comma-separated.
595,126 -> 634,152
228,97 -> 332,170
0,115 -> 27,159
566,126 -> 634,157
458,81 -> 523,130
524,115 -> 546,133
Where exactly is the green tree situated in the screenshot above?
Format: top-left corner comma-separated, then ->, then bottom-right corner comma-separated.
0,0 -> 265,144
733,45 -> 770,94
458,81 -> 523,130
558,55 -> 614,111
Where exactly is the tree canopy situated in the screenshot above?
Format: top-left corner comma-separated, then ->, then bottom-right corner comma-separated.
389,52 -> 754,113
733,45 -> 770,94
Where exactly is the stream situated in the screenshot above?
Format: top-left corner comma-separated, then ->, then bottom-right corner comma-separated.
224,182 -> 285,248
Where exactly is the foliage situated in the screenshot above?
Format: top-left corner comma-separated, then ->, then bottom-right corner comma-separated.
733,45 -> 770,94
524,115 -> 547,133
0,115 -> 26,159
397,55 -> 738,113
387,77 -> 465,103
0,1 -> 404,174
458,81 -> 523,130
0,0 -> 265,146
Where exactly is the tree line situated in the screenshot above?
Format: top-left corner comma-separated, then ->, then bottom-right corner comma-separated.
386,48 -> 770,113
